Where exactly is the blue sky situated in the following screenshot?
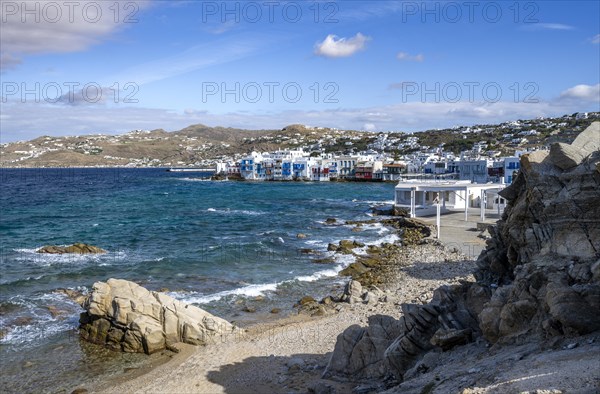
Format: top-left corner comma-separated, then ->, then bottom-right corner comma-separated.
1,0 -> 599,142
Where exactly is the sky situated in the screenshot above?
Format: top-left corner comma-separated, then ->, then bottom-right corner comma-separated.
1,0 -> 599,142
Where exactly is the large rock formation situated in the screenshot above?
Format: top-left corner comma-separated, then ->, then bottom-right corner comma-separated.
80,279 -> 239,354
323,315 -> 404,380
476,121 -> 600,342
37,243 -> 106,254
324,122 -> 600,383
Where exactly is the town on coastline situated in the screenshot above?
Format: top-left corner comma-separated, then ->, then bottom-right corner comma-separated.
212,112 -> 597,184
1,113 -> 597,174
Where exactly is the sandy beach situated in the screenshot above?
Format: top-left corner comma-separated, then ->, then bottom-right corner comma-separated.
83,210 -> 599,394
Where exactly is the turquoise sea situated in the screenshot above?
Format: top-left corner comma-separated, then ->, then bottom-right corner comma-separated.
0,168 -> 396,393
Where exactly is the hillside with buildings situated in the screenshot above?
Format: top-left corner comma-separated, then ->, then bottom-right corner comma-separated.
1,113 -> 597,185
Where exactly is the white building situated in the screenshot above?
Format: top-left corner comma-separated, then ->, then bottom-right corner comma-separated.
311,158 -> 333,181
394,180 -> 506,219
240,152 -> 265,180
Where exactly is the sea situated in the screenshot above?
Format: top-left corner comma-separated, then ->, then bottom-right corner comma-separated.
0,168 -> 397,393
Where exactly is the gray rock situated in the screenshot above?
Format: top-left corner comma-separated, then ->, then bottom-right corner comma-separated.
549,122 -> 600,170
324,126 -> 600,386
341,280 -> 363,304
323,315 -> 403,380
476,124 -> 600,342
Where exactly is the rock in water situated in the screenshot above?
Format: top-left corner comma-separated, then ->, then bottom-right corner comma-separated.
37,243 -> 106,254
79,278 -> 239,354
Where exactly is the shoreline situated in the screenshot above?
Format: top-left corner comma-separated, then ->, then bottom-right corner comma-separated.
88,217 -> 479,394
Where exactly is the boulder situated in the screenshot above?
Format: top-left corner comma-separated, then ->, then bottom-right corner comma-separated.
312,257 -> 336,264
381,217 -> 433,238
299,296 -> 316,305
385,285 -> 479,379
55,288 -> 87,306
79,279 -> 239,354
340,280 -> 363,304
326,285 -> 481,381
37,243 -> 106,254
323,315 -> 404,380
476,123 -> 600,342
548,122 -> 600,170
339,262 -> 370,279
335,239 -> 365,254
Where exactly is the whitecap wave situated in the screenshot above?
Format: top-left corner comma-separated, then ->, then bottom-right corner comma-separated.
295,267 -> 340,282
12,248 -> 129,267
170,282 -> 279,304
0,320 -> 77,346
181,177 -> 213,182
357,222 -> 390,235
368,233 -> 400,246
169,250 -> 357,304
205,208 -> 265,216
0,291 -> 85,346
304,239 -> 328,248
359,200 -> 396,205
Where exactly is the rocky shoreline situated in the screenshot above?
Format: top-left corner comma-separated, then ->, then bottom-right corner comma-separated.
74,122 -> 600,394
86,237 -> 477,394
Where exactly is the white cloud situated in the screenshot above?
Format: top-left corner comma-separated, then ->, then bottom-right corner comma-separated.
523,23 -> 574,31
314,33 -> 370,58
0,1 -> 152,70
559,84 -> 600,101
2,83 -> 598,142
591,34 -> 600,44
362,123 -> 376,131
396,52 -> 424,62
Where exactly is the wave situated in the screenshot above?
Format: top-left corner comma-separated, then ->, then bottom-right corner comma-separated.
170,250 -> 356,304
0,274 -> 45,286
11,248 -> 130,267
180,177 -> 213,182
303,239 -> 328,248
0,290 -> 84,346
0,319 -> 77,347
355,222 -> 390,235
295,268 -> 339,282
368,233 -> 400,246
205,208 -> 265,216
170,282 -> 279,304
357,199 -> 396,205
295,256 -> 352,282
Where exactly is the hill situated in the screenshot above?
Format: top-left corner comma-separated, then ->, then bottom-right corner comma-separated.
0,113 -> 597,168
